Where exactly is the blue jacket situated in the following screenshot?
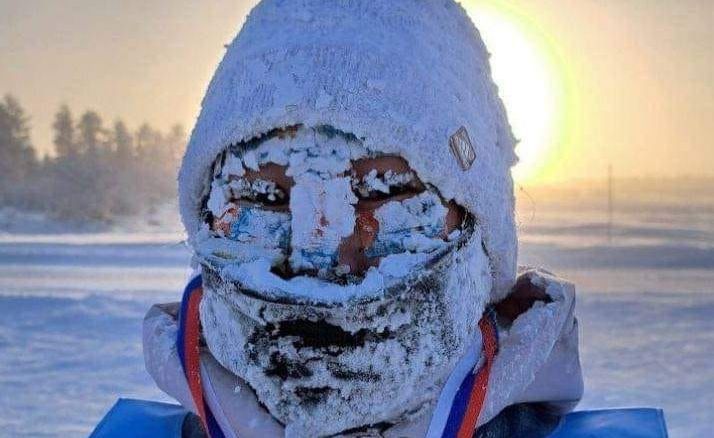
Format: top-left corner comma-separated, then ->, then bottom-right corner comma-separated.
91,398 -> 668,438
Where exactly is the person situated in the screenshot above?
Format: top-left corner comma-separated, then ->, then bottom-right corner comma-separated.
91,1 -> 668,437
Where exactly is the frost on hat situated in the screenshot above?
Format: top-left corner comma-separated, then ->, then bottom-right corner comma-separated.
178,0 -> 518,300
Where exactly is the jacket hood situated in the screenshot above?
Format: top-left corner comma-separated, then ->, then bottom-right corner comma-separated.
143,269 -> 583,437
178,0 -> 518,300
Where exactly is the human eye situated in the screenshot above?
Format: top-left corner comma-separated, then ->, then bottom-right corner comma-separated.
351,157 -> 425,207
223,163 -> 293,210
227,177 -> 288,208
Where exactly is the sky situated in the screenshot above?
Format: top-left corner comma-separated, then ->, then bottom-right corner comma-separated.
1,0 -> 712,184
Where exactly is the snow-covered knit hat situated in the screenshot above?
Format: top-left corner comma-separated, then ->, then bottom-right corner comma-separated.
179,0 -> 518,300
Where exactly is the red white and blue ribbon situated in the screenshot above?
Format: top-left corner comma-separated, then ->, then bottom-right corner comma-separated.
177,276 -> 497,438
434,310 -> 499,438
177,274 -> 226,438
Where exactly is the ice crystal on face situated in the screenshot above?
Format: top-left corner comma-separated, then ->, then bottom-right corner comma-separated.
225,178 -> 285,204
352,169 -> 416,198
203,126 -> 459,281
221,153 -> 245,178
242,150 -> 260,171
289,175 -> 357,273
207,180 -> 228,217
193,126 -> 490,437
358,169 -> 389,195
227,207 -> 290,249
367,192 -> 448,258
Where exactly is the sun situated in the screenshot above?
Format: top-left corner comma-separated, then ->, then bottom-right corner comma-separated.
463,2 -> 565,184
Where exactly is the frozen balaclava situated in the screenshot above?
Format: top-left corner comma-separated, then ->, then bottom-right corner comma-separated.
178,1 -> 517,436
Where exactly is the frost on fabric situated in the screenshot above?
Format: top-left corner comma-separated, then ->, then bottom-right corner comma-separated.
203,248 -> 445,304
200,223 -> 492,437
195,126 -> 491,436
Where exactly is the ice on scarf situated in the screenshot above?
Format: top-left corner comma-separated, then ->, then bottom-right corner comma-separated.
195,228 -> 286,268
199,222 -> 491,437
212,244 -> 451,303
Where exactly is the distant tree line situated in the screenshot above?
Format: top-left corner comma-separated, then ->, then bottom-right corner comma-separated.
0,94 -> 185,221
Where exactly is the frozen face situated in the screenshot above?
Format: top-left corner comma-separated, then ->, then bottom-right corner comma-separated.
195,126 -> 492,437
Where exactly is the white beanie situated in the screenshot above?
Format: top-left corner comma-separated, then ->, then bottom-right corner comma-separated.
178,0 -> 518,300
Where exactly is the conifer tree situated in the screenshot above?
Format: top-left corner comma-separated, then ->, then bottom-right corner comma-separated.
0,94 -> 37,205
52,105 -> 77,158
113,120 -> 133,163
76,111 -> 104,155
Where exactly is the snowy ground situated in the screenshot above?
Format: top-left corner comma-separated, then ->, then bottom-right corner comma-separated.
0,200 -> 712,437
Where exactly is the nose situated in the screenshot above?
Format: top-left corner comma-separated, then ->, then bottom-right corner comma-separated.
337,208 -> 380,275
288,175 -> 359,275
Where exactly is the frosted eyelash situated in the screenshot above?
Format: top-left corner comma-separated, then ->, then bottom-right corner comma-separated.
351,169 -> 417,198
226,178 -> 286,203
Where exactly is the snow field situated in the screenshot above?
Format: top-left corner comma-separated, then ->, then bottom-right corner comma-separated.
0,200 -> 712,436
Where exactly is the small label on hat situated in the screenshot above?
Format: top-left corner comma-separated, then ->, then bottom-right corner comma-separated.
449,126 -> 476,171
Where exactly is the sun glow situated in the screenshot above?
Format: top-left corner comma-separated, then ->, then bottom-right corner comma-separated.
464,2 -> 567,184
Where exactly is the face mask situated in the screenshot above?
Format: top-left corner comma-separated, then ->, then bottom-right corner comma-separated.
194,126 -> 492,437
